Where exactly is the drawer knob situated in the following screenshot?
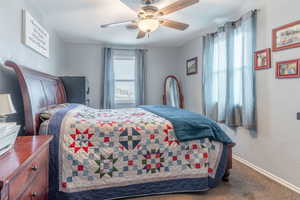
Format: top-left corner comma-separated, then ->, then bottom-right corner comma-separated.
32,192 -> 38,197
31,165 -> 38,171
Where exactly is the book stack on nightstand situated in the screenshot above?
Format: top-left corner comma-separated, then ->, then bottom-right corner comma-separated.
0,123 -> 20,157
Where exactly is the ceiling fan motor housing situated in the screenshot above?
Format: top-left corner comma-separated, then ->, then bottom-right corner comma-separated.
140,6 -> 159,15
141,0 -> 161,5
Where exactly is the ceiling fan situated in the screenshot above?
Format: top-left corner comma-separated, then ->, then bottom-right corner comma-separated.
101,0 -> 199,39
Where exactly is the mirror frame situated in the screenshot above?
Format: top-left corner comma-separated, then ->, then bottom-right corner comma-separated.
163,75 -> 184,109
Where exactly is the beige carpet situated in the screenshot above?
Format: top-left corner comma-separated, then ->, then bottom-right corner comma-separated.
128,160 -> 300,200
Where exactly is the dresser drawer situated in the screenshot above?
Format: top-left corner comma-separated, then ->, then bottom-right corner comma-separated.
9,148 -> 48,200
19,165 -> 48,200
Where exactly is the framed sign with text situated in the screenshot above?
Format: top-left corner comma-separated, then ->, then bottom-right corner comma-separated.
22,9 -> 50,58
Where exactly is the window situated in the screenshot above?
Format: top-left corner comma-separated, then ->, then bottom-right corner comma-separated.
102,48 -> 145,109
113,52 -> 136,107
212,32 -> 226,106
233,29 -> 243,106
211,30 -> 243,108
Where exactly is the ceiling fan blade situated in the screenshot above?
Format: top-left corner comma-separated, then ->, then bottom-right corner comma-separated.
161,19 -> 189,30
159,0 -> 199,16
126,24 -> 138,30
120,0 -> 141,12
101,20 -> 135,28
137,31 -> 146,39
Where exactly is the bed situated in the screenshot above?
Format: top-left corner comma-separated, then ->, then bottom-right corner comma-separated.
5,60 -> 235,200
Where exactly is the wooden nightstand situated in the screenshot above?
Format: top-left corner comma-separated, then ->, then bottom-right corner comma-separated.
0,136 -> 53,200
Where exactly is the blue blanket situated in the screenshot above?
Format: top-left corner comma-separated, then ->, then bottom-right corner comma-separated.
139,105 -> 233,144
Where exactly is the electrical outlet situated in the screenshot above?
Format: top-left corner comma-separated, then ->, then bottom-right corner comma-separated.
297,113 -> 300,120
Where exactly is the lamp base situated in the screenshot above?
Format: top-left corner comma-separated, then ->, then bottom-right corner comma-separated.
0,116 -> 7,123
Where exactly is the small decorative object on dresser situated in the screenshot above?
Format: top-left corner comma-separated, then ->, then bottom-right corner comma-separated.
186,57 -> 198,75
272,20 -> 300,51
0,136 -> 53,200
276,59 -> 300,78
254,48 -> 271,70
0,94 -> 16,123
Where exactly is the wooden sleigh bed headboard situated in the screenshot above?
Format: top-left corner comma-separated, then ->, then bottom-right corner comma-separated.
5,61 -> 67,135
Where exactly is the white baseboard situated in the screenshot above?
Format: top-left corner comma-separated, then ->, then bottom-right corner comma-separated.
233,154 -> 300,194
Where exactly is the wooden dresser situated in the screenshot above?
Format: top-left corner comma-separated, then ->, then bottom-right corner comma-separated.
0,136 -> 53,200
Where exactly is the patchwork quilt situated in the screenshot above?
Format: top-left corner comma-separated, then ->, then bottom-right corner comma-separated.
41,104 -> 228,200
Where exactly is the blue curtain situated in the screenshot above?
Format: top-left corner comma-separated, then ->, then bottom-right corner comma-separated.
202,11 -> 256,128
202,34 -> 217,120
240,12 -> 257,128
224,22 -> 238,126
101,48 -> 115,109
135,49 -> 146,106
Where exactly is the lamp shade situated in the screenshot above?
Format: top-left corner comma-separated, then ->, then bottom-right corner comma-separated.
138,18 -> 160,33
0,94 -> 16,115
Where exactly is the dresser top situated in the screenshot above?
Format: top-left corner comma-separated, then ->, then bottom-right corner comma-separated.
0,136 -> 53,182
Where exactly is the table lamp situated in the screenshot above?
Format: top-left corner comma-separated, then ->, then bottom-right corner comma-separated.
0,94 -> 16,123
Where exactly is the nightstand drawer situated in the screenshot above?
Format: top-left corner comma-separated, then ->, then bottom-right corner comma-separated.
19,166 -> 48,200
9,148 -> 48,200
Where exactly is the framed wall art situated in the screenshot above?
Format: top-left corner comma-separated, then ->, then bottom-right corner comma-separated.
276,59 -> 300,78
254,48 -> 271,70
186,57 -> 198,75
22,9 -> 50,58
272,20 -> 300,51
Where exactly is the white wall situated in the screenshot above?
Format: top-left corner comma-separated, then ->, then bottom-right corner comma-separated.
178,0 -> 300,188
62,43 -> 181,108
178,37 -> 204,113
0,0 -> 65,131
145,47 -> 181,105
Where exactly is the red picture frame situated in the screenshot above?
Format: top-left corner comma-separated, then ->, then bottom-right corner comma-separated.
272,20 -> 300,51
254,48 -> 271,70
276,59 -> 300,79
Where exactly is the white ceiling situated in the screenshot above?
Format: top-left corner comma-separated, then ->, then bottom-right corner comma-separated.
28,0 -> 259,47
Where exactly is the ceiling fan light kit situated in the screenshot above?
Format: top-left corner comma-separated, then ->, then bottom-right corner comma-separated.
138,18 -> 160,33
101,0 -> 199,39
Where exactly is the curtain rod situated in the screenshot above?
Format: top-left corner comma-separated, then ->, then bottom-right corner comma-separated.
105,47 -> 148,52
206,9 -> 259,36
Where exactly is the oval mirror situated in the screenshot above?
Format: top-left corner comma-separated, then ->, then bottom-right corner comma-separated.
163,75 -> 184,108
